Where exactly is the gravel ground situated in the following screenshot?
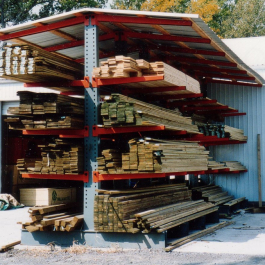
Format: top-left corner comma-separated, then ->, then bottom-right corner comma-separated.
1,247 -> 265,265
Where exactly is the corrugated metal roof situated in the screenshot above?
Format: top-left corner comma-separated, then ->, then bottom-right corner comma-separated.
0,8 -> 263,86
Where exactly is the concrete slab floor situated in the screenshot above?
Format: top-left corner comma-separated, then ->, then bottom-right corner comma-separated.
176,211 -> 265,255
1,207 -> 265,257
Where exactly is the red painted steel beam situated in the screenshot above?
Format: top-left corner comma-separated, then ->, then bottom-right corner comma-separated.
93,75 -> 164,87
165,93 -> 204,100
222,112 -> 246,117
167,55 -> 237,67
167,99 -> 218,108
22,171 -> 89,183
121,86 -> 186,95
0,16 -> 85,41
44,39 -> 84,52
182,105 -> 229,111
124,31 -> 211,44
205,78 -> 262,87
92,125 -> 165,136
93,14 -> 193,26
24,78 -> 90,88
150,44 -> 225,57
195,72 -> 255,81
146,93 -> 203,101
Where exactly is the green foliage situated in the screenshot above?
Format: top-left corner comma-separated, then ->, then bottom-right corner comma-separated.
0,0 -> 107,28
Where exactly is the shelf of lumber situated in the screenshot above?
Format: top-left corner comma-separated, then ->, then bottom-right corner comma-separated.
93,168 -> 247,182
21,171 -> 89,182
22,126 -> 89,138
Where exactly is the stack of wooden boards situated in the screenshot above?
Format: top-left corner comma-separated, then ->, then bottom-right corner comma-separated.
100,93 -> 199,134
21,203 -> 83,232
192,185 -> 236,205
94,184 -> 219,234
17,139 -> 83,175
198,124 -> 247,142
0,44 -> 83,84
93,56 -> 200,94
5,91 -> 84,129
97,138 -> 209,174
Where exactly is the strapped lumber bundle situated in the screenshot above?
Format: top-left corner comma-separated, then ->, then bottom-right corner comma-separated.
0,44 -> 84,86
94,184 -> 192,233
97,138 -> 209,174
5,91 -> 84,130
100,93 -> 199,134
192,185 -> 234,205
93,56 -> 200,94
21,203 -> 83,232
16,139 -> 83,175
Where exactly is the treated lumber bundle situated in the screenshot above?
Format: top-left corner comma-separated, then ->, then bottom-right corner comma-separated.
135,200 -> 218,233
100,93 -> 199,134
21,204 -> 83,232
17,139 -> 83,175
192,185 -> 234,205
97,138 -> 209,174
94,183 -> 191,233
0,44 -> 84,88
93,56 -> 200,94
165,221 -> 233,251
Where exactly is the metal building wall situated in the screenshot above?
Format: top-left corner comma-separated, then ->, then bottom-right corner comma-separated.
207,83 -> 265,202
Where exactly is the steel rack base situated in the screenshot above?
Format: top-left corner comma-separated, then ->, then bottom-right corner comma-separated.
21,230 -> 166,249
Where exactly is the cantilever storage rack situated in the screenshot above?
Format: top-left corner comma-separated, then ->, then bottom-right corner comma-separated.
0,8 -> 263,248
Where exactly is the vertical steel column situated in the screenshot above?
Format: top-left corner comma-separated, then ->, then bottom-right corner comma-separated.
83,16 -> 99,230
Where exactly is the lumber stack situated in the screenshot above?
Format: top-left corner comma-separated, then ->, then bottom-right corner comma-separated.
192,185 -> 234,205
207,159 -> 227,170
94,184 -> 191,233
224,125 -> 248,141
0,44 -> 83,85
21,204 -> 83,232
97,138 -> 209,174
100,93 -> 199,134
93,56 -> 200,94
5,91 -> 84,130
16,139 -> 83,175
135,200 -> 218,233
223,161 -> 247,171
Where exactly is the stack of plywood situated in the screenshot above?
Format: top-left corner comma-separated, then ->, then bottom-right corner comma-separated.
100,94 -> 199,134
21,203 -> 83,232
94,184 -> 191,233
17,139 -> 83,175
0,44 -> 84,84
97,138 -> 209,174
93,56 -> 200,94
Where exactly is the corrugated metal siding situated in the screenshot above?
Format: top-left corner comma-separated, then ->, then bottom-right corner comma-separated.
208,83 -> 265,202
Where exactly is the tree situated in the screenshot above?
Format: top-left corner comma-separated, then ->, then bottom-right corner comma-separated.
220,0 -> 265,38
0,0 -> 107,28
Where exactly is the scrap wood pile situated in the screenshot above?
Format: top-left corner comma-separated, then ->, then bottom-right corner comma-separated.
192,185 -> 235,205
198,124 -> 247,142
21,203 -> 83,232
0,44 -> 84,83
97,138 -> 209,174
94,184 -> 192,233
5,91 -> 84,130
100,93 -> 199,134
93,56 -> 200,94
16,138 -> 83,175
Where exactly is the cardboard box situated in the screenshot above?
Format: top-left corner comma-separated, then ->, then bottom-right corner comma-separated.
20,187 -> 76,206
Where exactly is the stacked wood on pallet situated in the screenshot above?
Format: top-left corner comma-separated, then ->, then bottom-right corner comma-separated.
21,204 -> 83,232
97,138 -> 209,174
94,184 -> 192,233
0,44 -> 83,84
5,91 -> 84,130
192,185 -> 235,205
17,139 -> 83,175
100,93 -> 199,134
93,56 -> 200,94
